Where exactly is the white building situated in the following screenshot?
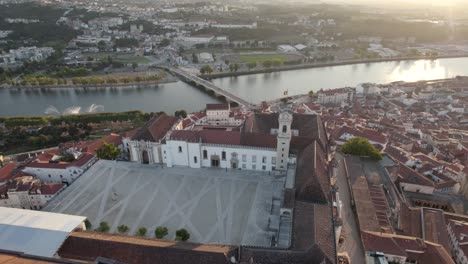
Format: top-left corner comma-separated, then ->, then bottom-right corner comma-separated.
277,45 -> 297,52
317,87 -> 355,106
22,150 -> 96,184
124,107 -> 326,173
176,34 -> 215,48
8,46 -> 54,62
356,83 -> 380,95
75,35 -> 112,45
211,22 -> 257,29
198,52 -> 214,63
0,176 -> 65,210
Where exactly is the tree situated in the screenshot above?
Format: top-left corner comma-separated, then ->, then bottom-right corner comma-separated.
136,227 -> 147,237
84,219 -> 92,229
192,53 -> 199,64
117,224 -> 129,234
263,60 -> 273,68
96,141 -> 121,160
97,221 -> 110,232
308,90 -> 314,97
233,63 -> 240,72
174,110 -> 187,119
132,62 -> 138,71
98,40 -> 107,51
155,226 -> 168,239
200,65 -> 213,75
247,61 -> 257,70
340,137 -> 382,160
175,228 -> 190,241
159,38 -> 170,47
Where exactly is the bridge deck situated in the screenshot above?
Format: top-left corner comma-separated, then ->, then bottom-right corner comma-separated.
167,67 -> 253,108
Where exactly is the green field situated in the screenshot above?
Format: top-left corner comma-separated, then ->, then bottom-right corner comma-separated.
239,54 -> 286,64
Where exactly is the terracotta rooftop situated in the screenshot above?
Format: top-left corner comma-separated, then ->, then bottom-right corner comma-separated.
243,113 -> 328,151
295,142 -> 330,204
0,163 -> 17,182
170,130 -> 242,146
422,208 -> 451,253
25,153 -> 95,170
74,133 -> 122,155
396,163 -> 435,188
334,126 -> 387,145
206,103 -> 230,111
57,231 -> 237,264
39,183 -> 65,195
361,231 -> 454,264
131,114 -> 179,142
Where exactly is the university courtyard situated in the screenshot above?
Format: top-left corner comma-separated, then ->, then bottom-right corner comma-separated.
44,160 -> 286,247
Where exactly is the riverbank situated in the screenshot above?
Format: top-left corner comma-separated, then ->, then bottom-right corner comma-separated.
201,54 -> 468,79
0,77 -> 178,89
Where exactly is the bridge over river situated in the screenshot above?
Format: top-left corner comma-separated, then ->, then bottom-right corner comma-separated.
164,67 -> 254,108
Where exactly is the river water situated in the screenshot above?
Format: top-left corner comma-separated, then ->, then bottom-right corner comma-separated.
1,57 -> 468,117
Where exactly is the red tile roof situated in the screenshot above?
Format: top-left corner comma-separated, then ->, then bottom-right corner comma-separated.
361,231 -> 454,264
26,153 -> 95,170
75,134 -> 122,155
0,163 -> 16,182
206,104 -> 229,111
39,183 -> 65,195
58,231 -> 237,264
122,127 -> 140,138
170,130 -> 241,145
132,114 -> 179,142
397,163 -> 435,188
334,126 -> 387,145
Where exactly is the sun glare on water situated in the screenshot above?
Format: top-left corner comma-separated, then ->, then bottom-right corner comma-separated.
389,60 -> 449,82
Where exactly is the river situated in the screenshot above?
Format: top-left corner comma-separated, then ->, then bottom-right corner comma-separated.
1,57 -> 468,117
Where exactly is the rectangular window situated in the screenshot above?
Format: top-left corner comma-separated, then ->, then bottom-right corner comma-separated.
252,156 -> 257,163
262,165 -> 266,170
203,150 -> 208,159
272,157 -> 276,164
222,151 -> 226,160
262,156 -> 267,163
252,164 -> 256,170
242,164 -> 246,169
242,154 -> 247,162
178,146 -> 182,153
194,156 -> 198,163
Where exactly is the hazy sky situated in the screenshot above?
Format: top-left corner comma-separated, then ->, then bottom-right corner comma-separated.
322,0 -> 467,6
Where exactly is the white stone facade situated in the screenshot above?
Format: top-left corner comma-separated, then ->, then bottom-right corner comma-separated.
318,88 -> 355,106
126,111 -> 295,173
22,157 -> 96,184
162,141 -> 278,171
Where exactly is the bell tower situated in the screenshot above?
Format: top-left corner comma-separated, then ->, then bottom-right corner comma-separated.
276,112 -> 293,171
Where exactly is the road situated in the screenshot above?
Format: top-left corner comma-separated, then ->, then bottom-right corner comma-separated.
335,153 -> 365,264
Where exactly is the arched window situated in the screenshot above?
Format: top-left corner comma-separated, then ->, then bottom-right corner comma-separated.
282,125 -> 287,133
